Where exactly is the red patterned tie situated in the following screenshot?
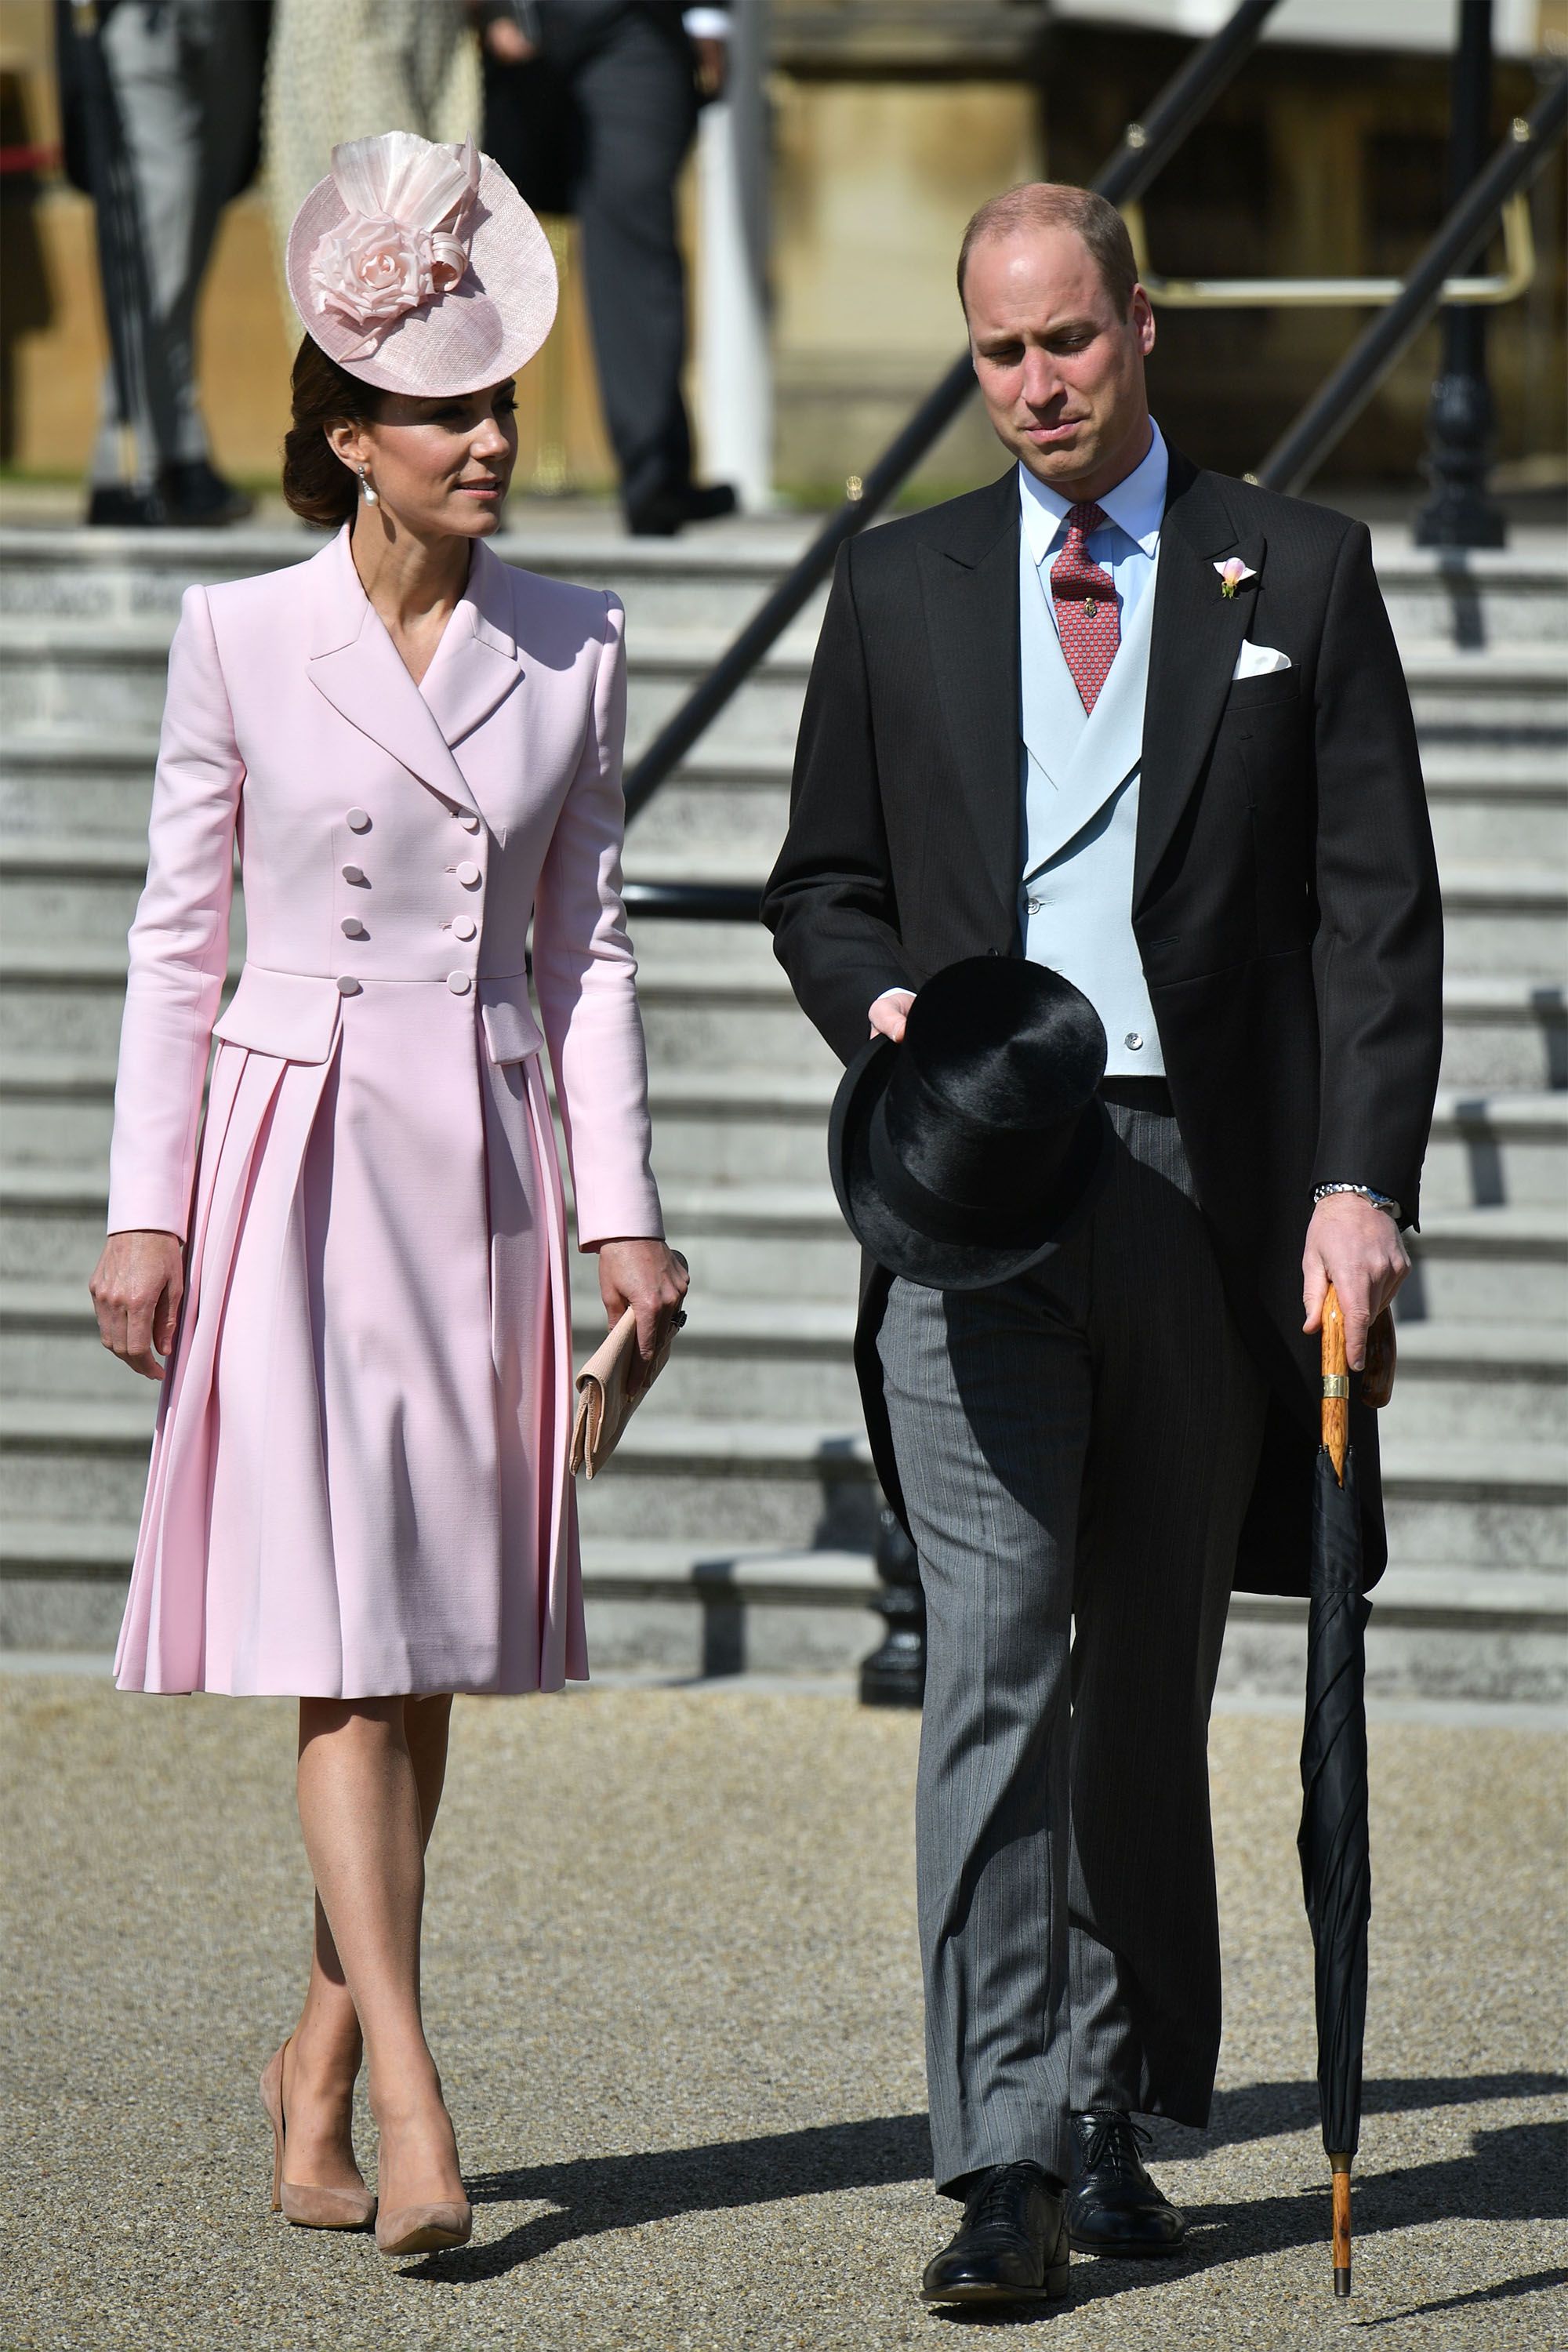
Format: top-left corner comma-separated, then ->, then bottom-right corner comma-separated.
1049,502 -> 1120,713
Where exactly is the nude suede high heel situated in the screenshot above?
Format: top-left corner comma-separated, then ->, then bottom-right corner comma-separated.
375,2197 -> 473,2258
260,2041 -> 377,2231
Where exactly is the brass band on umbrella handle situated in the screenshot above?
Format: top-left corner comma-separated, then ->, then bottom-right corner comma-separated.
1322,1289 -> 1398,1483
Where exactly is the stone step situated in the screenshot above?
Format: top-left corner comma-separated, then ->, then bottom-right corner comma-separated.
1401,1203 -> 1568,1323
0,524 -> 829,637
7,1509 -> 1562,1700
2,524 -> 1563,641
1363,543 -> 1568,649
30,1061 -> 1564,1210
7,732 -> 1564,882
1422,756 -> 1568,866
4,1386 -> 1558,1580
1399,650 -> 1568,747
0,1163 -> 869,1296
0,1277 -> 869,1420
1418,1088 -> 1568,1211
3,620 -> 1562,776
1439,975 -> 1566,1090
13,1275 -> 1563,1456
0,1395 -> 882,1548
0,618 -> 817,758
1437,862 -> 1566,974
1381,1319 -> 1567,1446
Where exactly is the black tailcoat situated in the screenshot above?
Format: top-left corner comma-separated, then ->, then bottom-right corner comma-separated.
761,453 -> 1444,1595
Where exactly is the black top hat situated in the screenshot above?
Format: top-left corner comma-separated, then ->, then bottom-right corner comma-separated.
828,957 -> 1112,1292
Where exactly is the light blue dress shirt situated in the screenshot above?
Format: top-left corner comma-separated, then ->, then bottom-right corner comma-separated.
1017,419 -> 1168,641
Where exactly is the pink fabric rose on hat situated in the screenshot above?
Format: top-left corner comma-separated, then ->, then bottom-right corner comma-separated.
314,215 -> 437,331
307,131 -> 481,356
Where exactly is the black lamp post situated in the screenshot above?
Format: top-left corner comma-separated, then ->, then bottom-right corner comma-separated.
860,1504 -> 925,1707
1414,0 -> 1508,547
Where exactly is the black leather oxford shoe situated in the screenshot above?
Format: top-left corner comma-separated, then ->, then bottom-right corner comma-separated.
1066,2111 -> 1187,2255
920,2160 -> 1070,2308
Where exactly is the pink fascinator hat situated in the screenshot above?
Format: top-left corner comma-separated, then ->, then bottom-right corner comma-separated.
285,130 -> 557,397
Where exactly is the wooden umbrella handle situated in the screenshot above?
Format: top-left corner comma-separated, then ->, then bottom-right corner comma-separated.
1331,2161 -> 1352,2297
1363,1307 -> 1397,1410
1321,1285 -> 1348,1481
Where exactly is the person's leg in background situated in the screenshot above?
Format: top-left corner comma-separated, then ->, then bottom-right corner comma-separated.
87,0 -> 260,524
566,5 -> 734,533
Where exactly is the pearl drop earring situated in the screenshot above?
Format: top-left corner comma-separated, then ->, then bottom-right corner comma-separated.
357,464 -> 378,506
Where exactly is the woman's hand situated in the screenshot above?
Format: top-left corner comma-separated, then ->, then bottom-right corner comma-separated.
596,1238 -> 689,1367
89,1229 -> 185,1380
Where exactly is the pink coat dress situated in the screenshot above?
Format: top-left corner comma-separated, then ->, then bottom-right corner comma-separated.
107,525 -> 663,1699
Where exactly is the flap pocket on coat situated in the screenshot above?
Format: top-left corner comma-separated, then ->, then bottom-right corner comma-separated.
478,971 -> 546,1063
212,965 -> 343,1063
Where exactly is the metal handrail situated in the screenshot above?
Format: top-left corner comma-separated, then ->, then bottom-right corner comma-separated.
1257,81 -> 1566,495
621,0 -> 1288,835
1123,187 -> 1536,308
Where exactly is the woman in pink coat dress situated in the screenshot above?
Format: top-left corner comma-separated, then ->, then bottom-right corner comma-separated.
88,132 -> 687,2259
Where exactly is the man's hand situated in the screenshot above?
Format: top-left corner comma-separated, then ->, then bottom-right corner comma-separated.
869,989 -> 915,1044
1302,1193 -> 1408,1371
90,1229 -> 185,1380
482,15 -> 537,64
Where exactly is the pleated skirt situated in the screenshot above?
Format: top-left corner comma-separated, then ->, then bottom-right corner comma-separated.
114,981 -> 586,1697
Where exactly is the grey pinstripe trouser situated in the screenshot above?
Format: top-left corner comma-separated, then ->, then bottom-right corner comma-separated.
877,1088 -> 1269,2194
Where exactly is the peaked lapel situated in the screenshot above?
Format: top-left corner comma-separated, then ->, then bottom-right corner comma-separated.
417,537 -> 524,752
306,527 -> 485,819
917,472 -> 1024,945
1134,452 -> 1263,910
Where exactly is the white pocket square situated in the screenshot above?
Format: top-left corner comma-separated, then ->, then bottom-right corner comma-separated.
1232,641 -> 1293,680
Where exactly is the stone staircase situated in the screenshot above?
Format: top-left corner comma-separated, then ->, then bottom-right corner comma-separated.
1,519 -> 1563,1698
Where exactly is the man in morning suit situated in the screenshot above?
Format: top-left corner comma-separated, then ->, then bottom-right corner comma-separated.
761,184 -> 1443,2310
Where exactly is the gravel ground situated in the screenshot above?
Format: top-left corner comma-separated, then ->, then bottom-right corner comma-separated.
2,1679 -> 1563,2352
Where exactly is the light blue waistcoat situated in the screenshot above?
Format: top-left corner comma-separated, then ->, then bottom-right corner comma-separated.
1019,530 -> 1163,1077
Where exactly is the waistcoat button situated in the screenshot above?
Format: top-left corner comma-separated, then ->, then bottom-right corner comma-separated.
1124,1032 -> 1143,1051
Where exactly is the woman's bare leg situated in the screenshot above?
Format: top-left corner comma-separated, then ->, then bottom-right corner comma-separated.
282,1696 -> 456,2192
279,1890 -> 367,2194
295,1697 -> 466,2212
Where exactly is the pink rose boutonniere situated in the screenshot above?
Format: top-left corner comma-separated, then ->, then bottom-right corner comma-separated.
1215,557 -> 1258,600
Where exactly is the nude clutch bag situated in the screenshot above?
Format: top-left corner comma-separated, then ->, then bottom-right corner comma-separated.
570,1255 -> 688,1480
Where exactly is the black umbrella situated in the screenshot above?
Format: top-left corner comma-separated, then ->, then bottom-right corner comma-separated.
1297,1284 -> 1393,2299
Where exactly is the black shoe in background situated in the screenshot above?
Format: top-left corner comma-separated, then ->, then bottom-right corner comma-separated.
1066,2111 -> 1188,2255
161,460 -> 254,527
920,2159 -> 1071,2308
626,481 -> 737,537
85,482 -> 168,528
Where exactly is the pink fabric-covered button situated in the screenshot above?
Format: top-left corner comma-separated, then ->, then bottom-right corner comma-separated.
456,861 -> 481,887
447,970 -> 471,995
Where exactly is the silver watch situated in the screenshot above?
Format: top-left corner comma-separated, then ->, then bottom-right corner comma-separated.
1314,1181 -> 1402,1223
